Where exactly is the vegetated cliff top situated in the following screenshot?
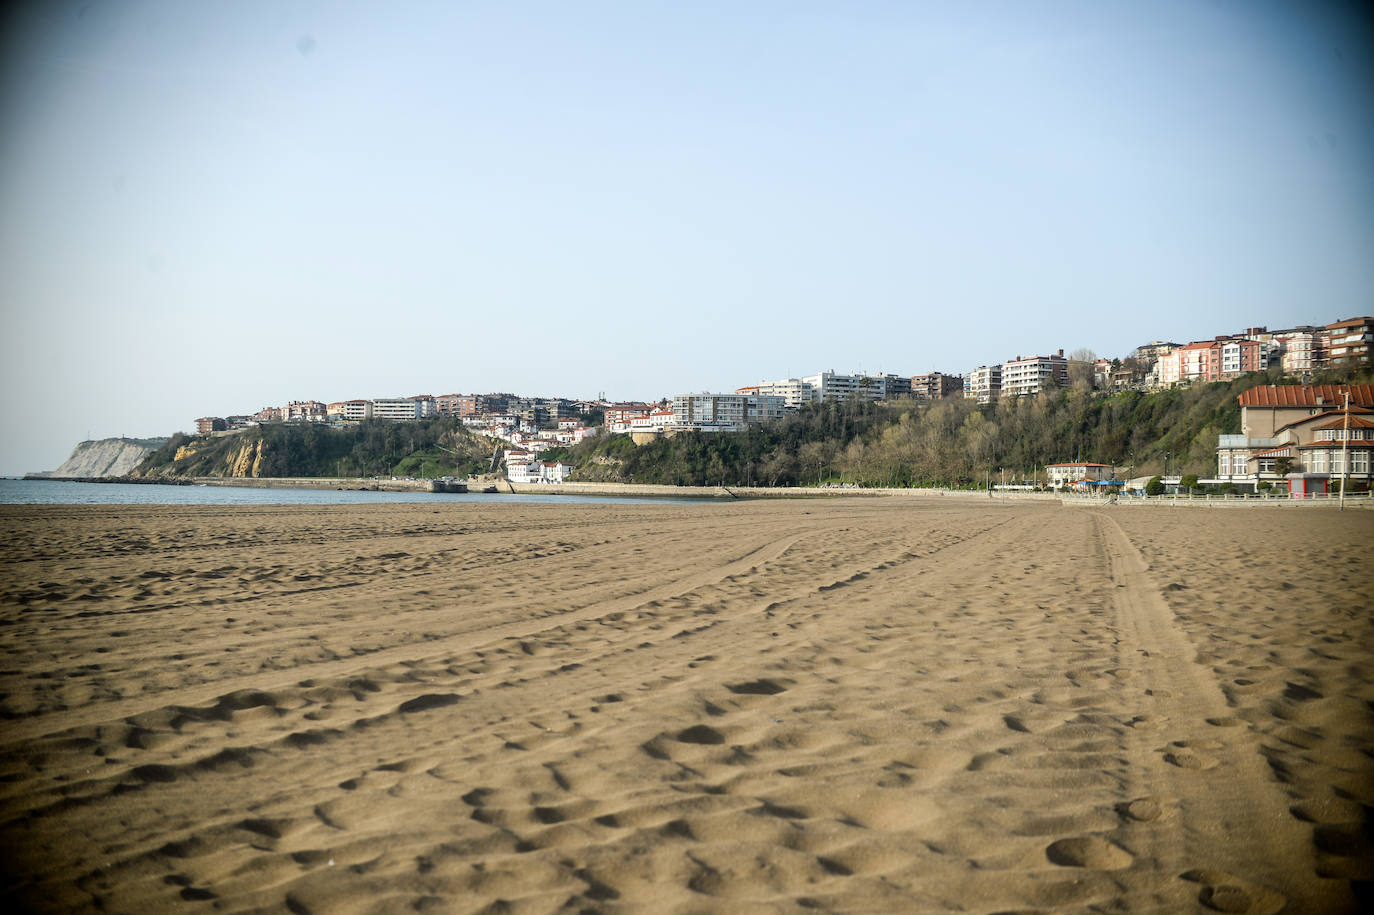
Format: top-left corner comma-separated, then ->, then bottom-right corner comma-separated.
131,418 -> 495,480
550,367 -> 1374,488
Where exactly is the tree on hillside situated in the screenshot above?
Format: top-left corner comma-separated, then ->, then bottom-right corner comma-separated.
1067,347 -> 1097,391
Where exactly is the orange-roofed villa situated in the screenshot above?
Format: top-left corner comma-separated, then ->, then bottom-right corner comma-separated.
1216,384 -> 1374,496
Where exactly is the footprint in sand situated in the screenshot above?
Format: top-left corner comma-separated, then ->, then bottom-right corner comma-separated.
675,724 -> 726,745
1164,750 -> 1217,770
725,678 -> 787,696
1117,796 -> 1168,822
1045,835 -> 1133,870
1180,869 -> 1286,914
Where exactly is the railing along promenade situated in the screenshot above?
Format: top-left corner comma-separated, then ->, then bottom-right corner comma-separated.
1060,491 -> 1373,508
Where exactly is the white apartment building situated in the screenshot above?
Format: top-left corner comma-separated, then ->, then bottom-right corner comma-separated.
371,398 -> 423,421
740,378 -> 815,409
1001,351 -> 1068,397
1272,328 -> 1324,374
1219,340 -> 1274,377
800,371 -> 892,403
963,365 -> 1002,405
671,394 -> 786,430
330,400 -> 373,421
673,394 -> 745,428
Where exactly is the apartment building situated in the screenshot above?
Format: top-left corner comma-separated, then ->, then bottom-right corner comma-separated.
283,400 -> 327,422
1327,316 -> 1373,366
740,378 -> 814,408
1157,338 -> 1274,386
910,372 -> 963,400
671,393 -> 786,430
1135,341 -> 1180,363
196,417 -> 227,434
1271,327 -> 1327,375
1219,340 -> 1273,377
800,371 -> 897,403
1001,351 -> 1067,397
879,374 -> 913,399
368,398 -> 421,421
963,365 -> 1002,404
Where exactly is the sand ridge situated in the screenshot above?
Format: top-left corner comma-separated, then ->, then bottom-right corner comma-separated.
0,499 -> 1369,912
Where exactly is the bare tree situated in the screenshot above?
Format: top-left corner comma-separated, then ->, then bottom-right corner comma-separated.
1067,347 -> 1097,389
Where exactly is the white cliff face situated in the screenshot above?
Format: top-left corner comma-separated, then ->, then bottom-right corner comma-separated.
51,439 -> 163,477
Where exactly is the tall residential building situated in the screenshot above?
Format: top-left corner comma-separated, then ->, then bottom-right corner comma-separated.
283,400 -> 327,422
741,376 -> 813,406
1001,351 -> 1068,397
878,373 -> 913,399
672,393 -> 786,429
1271,327 -> 1325,375
963,365 -> 1001,404
371,398 -> 422,421
1218,339 -> 1274,377
1327,316 -> 1373,366
800,371 -> 894,403
407,395 -> 437,418
1157,338 -> 1274,386
328,400 -> 373,421
911,372 -> 964,400
1135,341 -> 1180,363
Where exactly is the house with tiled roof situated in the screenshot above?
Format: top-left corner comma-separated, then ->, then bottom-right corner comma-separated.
1216,385 -> 1374,493
1045,462 -> 1114,490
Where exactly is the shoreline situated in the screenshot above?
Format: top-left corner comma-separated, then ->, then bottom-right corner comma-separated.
18,474 -> 1372,507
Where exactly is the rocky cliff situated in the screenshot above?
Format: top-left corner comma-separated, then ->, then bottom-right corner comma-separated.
51,438 -> 165,478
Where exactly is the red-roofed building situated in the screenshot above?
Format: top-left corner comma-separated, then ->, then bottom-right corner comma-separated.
1157,338 -> 1275,387
1046,462 -> 1114,490
1217,385 -> 1374,492
1235,385 -> 1374,437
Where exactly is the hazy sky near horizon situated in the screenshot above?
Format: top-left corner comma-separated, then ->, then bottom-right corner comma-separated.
2,1 -> 1372,473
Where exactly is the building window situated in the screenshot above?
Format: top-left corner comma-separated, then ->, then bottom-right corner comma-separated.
1311,451 -> 1327,472
1258,459 -> 1274,473
1353,451 -> 1369,474
1219,455 -> 1230,475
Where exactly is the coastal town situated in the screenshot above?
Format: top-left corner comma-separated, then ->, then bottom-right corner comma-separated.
192,315 -> 1373,493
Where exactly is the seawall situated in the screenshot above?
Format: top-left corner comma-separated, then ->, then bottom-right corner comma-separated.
191,477 -> 468,493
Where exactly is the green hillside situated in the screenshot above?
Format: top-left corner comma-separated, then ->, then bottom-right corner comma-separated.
545,368 -> 1372,488
133,418 -> 496,479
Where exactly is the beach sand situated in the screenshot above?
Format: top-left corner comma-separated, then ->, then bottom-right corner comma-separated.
0,498 -> 1369,913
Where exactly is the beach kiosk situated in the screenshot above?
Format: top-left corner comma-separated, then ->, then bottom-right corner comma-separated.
1287,474 -> 1327,499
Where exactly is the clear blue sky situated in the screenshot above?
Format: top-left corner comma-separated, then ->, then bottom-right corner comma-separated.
2,0 -> 1371,473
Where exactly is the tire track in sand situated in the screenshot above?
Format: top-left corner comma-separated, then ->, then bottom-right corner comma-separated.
1093,511 -> 1349,913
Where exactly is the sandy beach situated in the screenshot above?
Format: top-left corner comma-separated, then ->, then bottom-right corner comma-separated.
0,498 -> 1369,913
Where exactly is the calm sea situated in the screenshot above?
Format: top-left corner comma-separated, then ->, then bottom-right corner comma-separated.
0,479 -> 712,507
